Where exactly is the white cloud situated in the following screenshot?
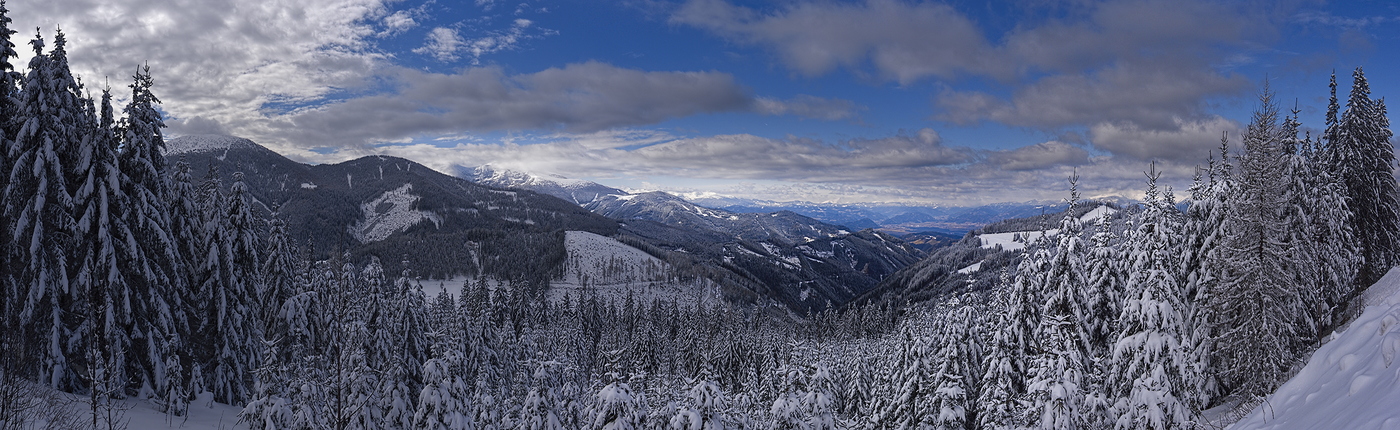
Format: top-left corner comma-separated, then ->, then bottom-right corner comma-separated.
414,27 -> 466,61
415,18 -> 538,65
753,95 -> 863,121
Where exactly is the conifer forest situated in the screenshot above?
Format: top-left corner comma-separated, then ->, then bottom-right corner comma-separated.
1,3 -> 1398,430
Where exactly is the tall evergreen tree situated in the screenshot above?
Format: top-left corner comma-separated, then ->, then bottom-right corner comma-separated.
1208,85 -> 1304,397
72,88 -> 136,399
1025,175 -> 1093,430
6,29 -> 83,389
1109,167 -> 1192,430
0,2 -> 23,374
1329,67 -> 1400,288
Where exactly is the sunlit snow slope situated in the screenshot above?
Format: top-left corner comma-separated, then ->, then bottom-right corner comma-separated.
1230,266 -> 1400,429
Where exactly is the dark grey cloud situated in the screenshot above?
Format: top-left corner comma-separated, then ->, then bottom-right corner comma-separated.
280,62 -> 752,147
935,63 -> 1250,131
987,141 -> 1091,171
672,0 -> 1002,83
1088,116 -> 1240,162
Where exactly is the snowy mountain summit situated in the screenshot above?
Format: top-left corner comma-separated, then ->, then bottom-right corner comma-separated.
164,134 -> 263,155
463,164 -> 625,205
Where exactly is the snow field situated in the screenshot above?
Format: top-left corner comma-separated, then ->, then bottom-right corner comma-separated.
977,229 -> 1057,251
415,231 -> 714,306
33,390 -> 250,430
349,183 -> 442,243
1229,266 -> 1400,429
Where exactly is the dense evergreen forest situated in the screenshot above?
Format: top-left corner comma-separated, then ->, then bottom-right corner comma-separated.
0,3 -> 1397,430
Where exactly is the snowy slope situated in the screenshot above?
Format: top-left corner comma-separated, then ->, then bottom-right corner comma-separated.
560,230 -> 668,285
1229,266 -> 1400,429
977,229 -> 1057,251
348,183 -> 442,243
164,134 -> 260,155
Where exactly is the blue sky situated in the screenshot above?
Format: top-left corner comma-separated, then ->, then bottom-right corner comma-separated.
10,0 -> 1400,204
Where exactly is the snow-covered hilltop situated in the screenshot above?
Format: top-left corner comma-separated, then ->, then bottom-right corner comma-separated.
164,134 -> 263,155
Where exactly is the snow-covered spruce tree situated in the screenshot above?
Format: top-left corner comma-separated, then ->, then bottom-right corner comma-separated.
590,380 -> 644,430
73,88 -> 128,428
801,364 -> 837,430
415,357 -> 472,430
0,1 -> 23,373
381,263 -> 431,429
671,378 -> 728,430
1084,206 -> 1123,358
202,171 -> 261,406
115,63 -> 183,396
1025,174 -> 1093,430
977,271 -> 1027,430
877,328 -> 934,430
1302,136 -> 1360,332
72,88 -> 139,403
518,364 -> 567,430
1108,166 -> 1192,430
6,29 -> 82,389
1178,137 -> 1232,410
769,365 -> 807,430
928,306 -> 980,430
1328,68 -> 1400,288
1208,85 -> 1306,398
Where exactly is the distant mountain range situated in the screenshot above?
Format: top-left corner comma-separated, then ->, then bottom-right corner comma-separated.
166,136 -> 925,312
166,135 -> 617,284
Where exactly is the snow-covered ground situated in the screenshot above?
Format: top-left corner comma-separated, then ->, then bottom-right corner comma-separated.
414,231 -> 713,306
348,183 -> 442,243
1079,205 -> 1118,223
956,261 -> 982,274
15,390 -> 249,430
975,205 -> 1117,251
1229,266 -> 1400,429
977,229 -> 1057,251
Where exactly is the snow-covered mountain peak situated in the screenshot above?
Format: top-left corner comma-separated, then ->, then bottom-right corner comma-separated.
164,134 -> 263,156
462,164 -> 625,204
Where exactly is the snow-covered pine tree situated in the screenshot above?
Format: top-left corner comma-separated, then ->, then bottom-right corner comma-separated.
72,87 -> 138,401
6,29 -> 81,389
1329,67 -> 1400,288
1208,85 -> 1305,398
114,64 -> 183,395
1108,166 -> 1192,430
0,2 -> 22,372
1084,206 -> 1123,357
415,357 -> 472,430
977,270 -> 1026,430
877,328 -> 934,430
671,378 -> 728,430
929,306 -> 980,430
590,381 -> 644,430
1025,174 -> 1093,430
